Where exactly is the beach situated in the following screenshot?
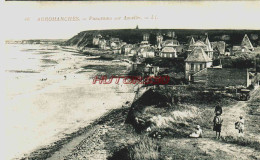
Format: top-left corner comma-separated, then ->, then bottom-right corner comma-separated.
3,44 -> 135,160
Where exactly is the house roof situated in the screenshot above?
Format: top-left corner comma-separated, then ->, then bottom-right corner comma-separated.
185,47 -> 212,62
139,47 -> 154,53
189,37 -> 195,45
205,37 -> 213,51
190,40 -> 207,47
162,39 -> 180,47
241,34 -> 254,50
161,47 -> 176,53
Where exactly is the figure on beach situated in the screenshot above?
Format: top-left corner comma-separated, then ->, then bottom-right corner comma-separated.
213,112 -> 223,139
235,116 -> 245,137
189,125 -> 203,138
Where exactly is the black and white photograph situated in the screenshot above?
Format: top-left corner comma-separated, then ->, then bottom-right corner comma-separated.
1,1 -> 260,160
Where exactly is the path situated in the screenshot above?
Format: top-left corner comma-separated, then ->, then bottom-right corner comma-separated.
46,88 -> 260,160
172,87 -> 260,159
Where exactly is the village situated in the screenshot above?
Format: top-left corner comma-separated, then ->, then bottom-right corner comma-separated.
85,29 -> 260,100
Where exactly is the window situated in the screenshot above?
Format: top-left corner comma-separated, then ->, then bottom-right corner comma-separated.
191,63 -> 194,71
200,64 -> 203,70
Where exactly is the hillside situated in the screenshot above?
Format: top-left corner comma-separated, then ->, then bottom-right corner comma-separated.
65,29 -> 260,48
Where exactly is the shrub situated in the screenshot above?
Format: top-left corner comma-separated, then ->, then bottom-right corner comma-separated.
108,137 -> 161,160
129,137 -> 161,160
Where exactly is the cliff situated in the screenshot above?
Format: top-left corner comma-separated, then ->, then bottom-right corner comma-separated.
65,29 -> 260,48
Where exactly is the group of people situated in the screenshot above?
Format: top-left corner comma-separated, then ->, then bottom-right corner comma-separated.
189,105 -> 245,139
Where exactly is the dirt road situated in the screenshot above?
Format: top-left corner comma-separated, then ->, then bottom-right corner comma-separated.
172,87 -> 260,160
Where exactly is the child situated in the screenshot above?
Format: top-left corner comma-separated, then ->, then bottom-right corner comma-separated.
213,113 -> 223,139
236,116 -> 245,137
189,125 -> 203,138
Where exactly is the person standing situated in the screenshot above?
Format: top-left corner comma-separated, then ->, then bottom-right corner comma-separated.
213,113 -> 223,139
237,116 -> 245,137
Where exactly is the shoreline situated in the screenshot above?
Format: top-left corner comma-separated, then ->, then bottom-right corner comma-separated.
22,107 -> 131,160
4,44 -> 136,160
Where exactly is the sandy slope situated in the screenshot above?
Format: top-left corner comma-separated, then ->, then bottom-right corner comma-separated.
46,88 -> 260,160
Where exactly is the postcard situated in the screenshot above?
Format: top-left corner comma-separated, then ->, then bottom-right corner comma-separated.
1,1 -> 260,160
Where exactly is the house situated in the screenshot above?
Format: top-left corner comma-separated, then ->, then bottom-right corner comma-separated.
160,47 -> 177,58
241,34 -> 254,51
144,64 -> 160,76
93,34 -> 102,46
162,39 -> 180,48
156,35 -> 163,46
109,38 -> 120,48
187,37 -> 213,59
140,41 -> 150,47
139,47 -> 155,58
232,34 -> 254,55
122,44 -> 134,55
143,33 -> 150,41
129,47 -> 139,56
98,39 -> 107,50
189,37 -> 195,46
185,47 -> 212,80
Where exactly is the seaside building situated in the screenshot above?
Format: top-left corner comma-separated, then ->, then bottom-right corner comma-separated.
156,35 -> 163,46
138,47 -> 155,58
187,37 -> 213,59
122,44 -> 134,55
162,39 -> 180,48
93,34 -> 102,46
232,34 -> 255,55
98,39 -> 107,50
143,33 -> 150,41
140,41 -> 150,47
129,47 -> 139,56
185,47 -> 212,80
160,47 -> 177,58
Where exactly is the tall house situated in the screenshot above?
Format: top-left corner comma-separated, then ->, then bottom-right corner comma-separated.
204,37 -> 214,59
167,31 -> 175,38
185,47 -> 212,80
232,34 -> 254,55
189,37 -> 195,46
92,34 -> 102,46
156,35 -> 163,46
241,34 -> 254,51
143,33 -> 150,41
187,38 -> 213,59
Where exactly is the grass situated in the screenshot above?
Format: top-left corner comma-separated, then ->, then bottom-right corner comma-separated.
129,137 -> 160,160
220,136 -> 260,151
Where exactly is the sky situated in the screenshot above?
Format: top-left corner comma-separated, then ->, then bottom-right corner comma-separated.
1,1 -> 260,40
